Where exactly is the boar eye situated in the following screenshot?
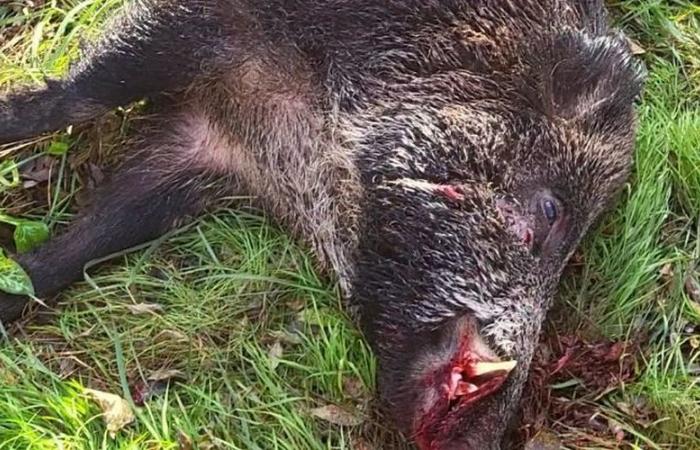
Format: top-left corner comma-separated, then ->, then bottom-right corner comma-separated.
542,199 -> 558,225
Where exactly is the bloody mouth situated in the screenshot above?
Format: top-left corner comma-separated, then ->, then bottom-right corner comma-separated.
414,336 -> 517,450
444,358 -> 516,410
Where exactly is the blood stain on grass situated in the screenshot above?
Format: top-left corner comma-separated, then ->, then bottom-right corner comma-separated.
516,333 -> 645,448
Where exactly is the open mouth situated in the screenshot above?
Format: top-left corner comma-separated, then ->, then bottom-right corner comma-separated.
438,338 -> 517,424
444,358 -> 517,412
413,321 -> 517,450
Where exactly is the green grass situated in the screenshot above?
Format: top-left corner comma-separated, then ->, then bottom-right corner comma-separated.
1,211 -> 384,449
1,1 -> 700,449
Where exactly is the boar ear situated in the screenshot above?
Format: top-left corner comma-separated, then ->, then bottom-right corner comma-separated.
542,33 -> 643,123
528,32 -> 645,126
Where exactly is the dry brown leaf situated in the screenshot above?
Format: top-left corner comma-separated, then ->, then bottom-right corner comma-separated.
198,428 -> 221,450
154,329 -> 188,343
343,376 -> 367,400
659,263 -> 674,282
20,155 -> 53,183
269,329 -> 303,345
269,341 -> 283,370
148,368 -> 186,382
626,37 -> 646,55
85,388 -> 135,438
310,404 -> 364,427
126,303 -> 164,315
0,368 -> 17,385
690,335 -> 700,349
58,357 -> 77,379
177,430 -> 194,450
286,298 -> 306,311
684,275 -> 700,303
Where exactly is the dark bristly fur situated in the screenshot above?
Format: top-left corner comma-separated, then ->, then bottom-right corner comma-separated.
0,1 -> 644,449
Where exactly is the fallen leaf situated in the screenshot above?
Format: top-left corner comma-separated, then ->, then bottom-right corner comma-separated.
690,335 -> 700,349
20,155 -> 53,183
343,376 -> 367,400
85,388 -> 135,438
148,368 -> 186,382
178,431 -> 194,450
269,329 -> 303,345
154,329 -> 188,343
684,275 -> 700,304
310,404 -> 364,427
286,298 -> 306,311
126,303 -> 164,315
197,428 -> 221,450
0,249 -> 34,296
269,341 -> 283,370
0,368 -> 17,385
58,357 -> 77,379
626,37 -> 646,55
659,263 -> 673,283
198,439 -> 218,450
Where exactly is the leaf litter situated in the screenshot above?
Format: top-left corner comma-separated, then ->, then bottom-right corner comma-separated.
85,388 -> 135,438
310,404 -> 364,427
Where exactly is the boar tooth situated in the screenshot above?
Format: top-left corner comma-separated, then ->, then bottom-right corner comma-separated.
455,382 -> 479,396
472,360 -> 517,376
464,383 -> 479,394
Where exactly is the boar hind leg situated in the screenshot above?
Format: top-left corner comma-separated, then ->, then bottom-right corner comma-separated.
0,117 -> 234,324
0,1 -> 252,144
